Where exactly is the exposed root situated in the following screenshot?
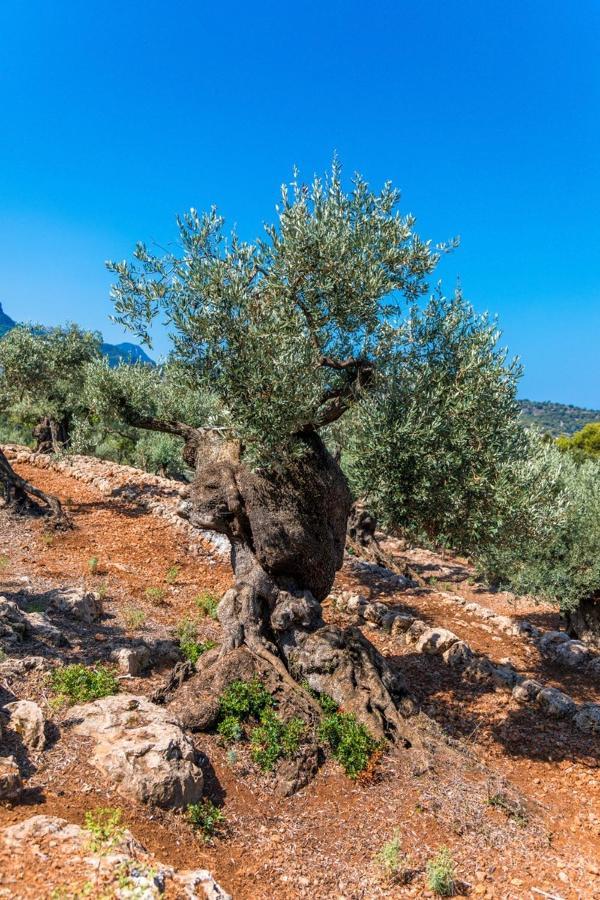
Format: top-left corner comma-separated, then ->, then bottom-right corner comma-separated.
0,447 -> 71,528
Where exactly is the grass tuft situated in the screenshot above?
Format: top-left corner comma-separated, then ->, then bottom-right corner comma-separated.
51,664 -> 119,704
426,846 -> 456,896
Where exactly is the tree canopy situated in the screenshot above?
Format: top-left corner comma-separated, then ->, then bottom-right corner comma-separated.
108,162 -> 454,463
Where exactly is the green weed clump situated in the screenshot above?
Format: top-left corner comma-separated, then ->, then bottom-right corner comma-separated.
216,678 -> 305,770
250,709 -> 305,772
0,555 -> 10,572
122,606 -> 146,630
187,799 -> 226,841
426,846 -> 456,896
375,829 -> 404,881
195,591 -> 219,619
318,711 -> 380,778
84,807 -> 124,852
88,556 -> 99,575
51,664 -> 119,704
145,586 -> 166,604
165,564 -> 180,584
175,617 -> 216,663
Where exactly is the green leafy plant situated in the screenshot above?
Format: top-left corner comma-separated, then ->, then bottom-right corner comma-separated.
217,715 -> 244,744
195,591 -> 219,620
318,711 -> 380,778
84,807 -> 124,852
249,709 -> 305,772
165,564 -> 180,584
187,799 -> 226,841
219,678 -> 274,722
145,586 -> 166,604
27,600 -> 45,613
175,617 -> 216,663
375,829 -> 406,882
426,847 -> 456,896
0,555 -> 10,572
122,606 -> 146,630
51,664 -> 119,704
88,556 -> 99,575
96,581 -> 108,601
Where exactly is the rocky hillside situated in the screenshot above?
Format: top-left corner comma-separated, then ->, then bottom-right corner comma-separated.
519,399 -> 600,436
0,447 -> 598,898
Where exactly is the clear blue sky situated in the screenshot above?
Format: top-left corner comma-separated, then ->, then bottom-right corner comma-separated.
1,1 -> 599,405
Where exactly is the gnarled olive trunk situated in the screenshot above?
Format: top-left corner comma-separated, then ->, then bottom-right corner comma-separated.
565,597 -> 600,649
179,431 -> 416,747
0,446 -> 69,526
33,416 -> 69,454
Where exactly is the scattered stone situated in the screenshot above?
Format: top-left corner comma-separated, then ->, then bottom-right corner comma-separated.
346,594 -> 368,614
415,627 -> 459,655
68,694 -> 204,809
491,664 -> 519,690
0,597 -> 30,644
362,601 -> 390,626
552,640 -> 591,669
5,700 -> 46,751
25,612 -> 69,647
512,679 -> 543,703
49,588 -> 103,624
0,655 -> 49,680
574,703 -> 600,734
0,756 -> 22,802
536,687 -> 577,719
111,643 -> 152,676
405,619 -> 429,644
442,640 -> 474,670
390,613 -> 415,635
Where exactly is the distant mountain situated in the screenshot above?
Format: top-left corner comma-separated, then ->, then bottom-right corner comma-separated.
0,302 -> 15,337
519,399 -> 600,437
0,301 -> 154,366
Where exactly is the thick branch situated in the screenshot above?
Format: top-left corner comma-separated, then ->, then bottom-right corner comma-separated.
0,447 -> 69,525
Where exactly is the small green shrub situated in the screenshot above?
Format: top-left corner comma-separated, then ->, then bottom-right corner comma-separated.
318,711 -> 380,778
0,555 -> 10,572
301,681 -> 339,714
195,591 -> 219,619
218,678 -> 274,722
165,564 -> 180,584
374,829 -> 404,881
51,664 -> 119,704
145,586 -> 166,604
175,617 -> 216,663
96,581 -> 108,601
84,807 -> 124,852
426,847 -> 456,896
88,556 -> 99,575
187,799 -> 226,841
122,606 -> 146,630
250,709 -> 305,772
217,715 -> 244,744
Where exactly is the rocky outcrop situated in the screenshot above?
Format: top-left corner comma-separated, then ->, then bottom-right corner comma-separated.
0,815 -> 231,899
0,756 -> 22,802
49,587 -> 103,624
67,694 -> 204,809
4,700 -> 46,751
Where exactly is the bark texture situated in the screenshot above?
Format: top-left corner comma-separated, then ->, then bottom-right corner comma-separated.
0,447 -> 69,526
178,431 -> 417,750
565,597 -> 600,649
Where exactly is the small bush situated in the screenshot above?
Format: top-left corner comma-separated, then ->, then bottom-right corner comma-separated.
122,606 -> 146,630
51,664 -> 119,704
426,847 -> 456,896
0,555 -> 10,572
175,617 -> 216,663
217,715 -> 244,744
219,678 -> 274,722
88,556 -> 99,575
318,711 -> 380,778
187,799 -> 226,841
301,681 -> 339,714
165,564 -> 180,584
96,581 -> 108,601
195,591 -> 219,619
375,829 -> 404,881
145,586 -> 166,604
250,709 -> 305,772
84,807 -> 124,852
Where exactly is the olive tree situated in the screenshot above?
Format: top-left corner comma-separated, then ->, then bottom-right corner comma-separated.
0,324 -> 101,452
343,290 -> 526,552
107,163 -> 452,747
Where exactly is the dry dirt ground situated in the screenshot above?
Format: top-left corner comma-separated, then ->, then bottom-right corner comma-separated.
0,460 -> 599,899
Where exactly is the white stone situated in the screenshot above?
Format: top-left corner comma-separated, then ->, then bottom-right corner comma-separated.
5,700 -> 46,751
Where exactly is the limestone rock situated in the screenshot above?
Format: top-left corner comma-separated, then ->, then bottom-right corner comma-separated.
50,588 -> 103,624
536,687 -> 577,719
0,756 -> 22,802
25,612 -> 69,647
512,679 -> 542,703
111,644 -> 152,676
390,613 -> 415,636
5,700 -> 46,751
574,703 -> 600,734
415,627 -> 459,655
68,694 -> 204,809
442,640 -> 474,670
0,597 -> 30,644
405,619 -> 429,645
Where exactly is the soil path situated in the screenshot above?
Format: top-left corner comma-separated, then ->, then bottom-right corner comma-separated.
0,460 -> 598,899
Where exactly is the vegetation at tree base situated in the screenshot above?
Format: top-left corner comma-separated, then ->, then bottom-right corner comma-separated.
186,799 -> 227,841
318,710 -> 381,778
519,398 -> 600,436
